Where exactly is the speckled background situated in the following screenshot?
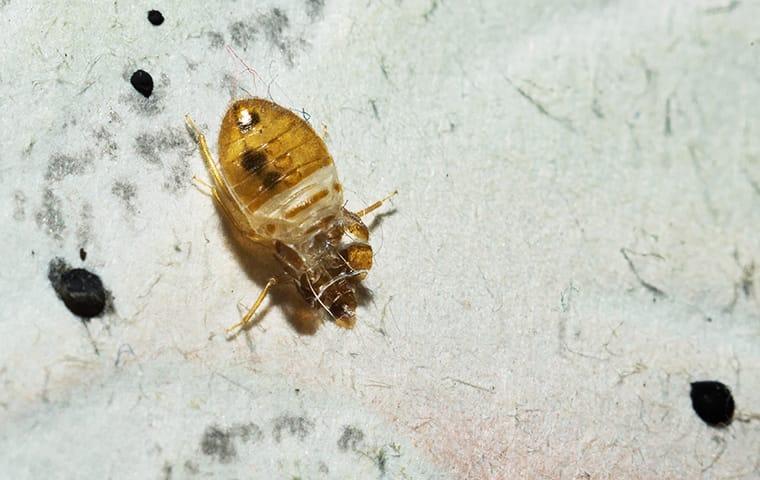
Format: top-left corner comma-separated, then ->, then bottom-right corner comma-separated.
0,0 -> 759,478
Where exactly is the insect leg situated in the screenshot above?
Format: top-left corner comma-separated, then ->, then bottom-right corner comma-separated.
184,115 -> 227,190
226,277 -> 278,333
354,190 -> 398,217
185,115 -> 264,242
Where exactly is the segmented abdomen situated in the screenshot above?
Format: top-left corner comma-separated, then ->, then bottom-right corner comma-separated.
217,99 -> 344,240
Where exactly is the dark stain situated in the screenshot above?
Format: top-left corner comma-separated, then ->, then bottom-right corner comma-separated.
93,126 -> 118,159
704,0 -> 740,15
263,171 -> 281,189
183,460 -> 199,474
241,149 -> 267,173
207,31 -> 225,49
36,188 -> 65,240
79,247 -> 87,261
130,69 -> 154,98
423,0 -> 441,21
135,126 -> 193,165
306,0 -> 325,20
147,10 -> 164,26
376,449 -> 387,475
229,422 -> 264,443
112,180 -> 137,213
271,415 -> 314,442
740,261 -> 755,297
200,423 -> 263,463
664,97 -> 672,136
229,20 -> 258,49
163,161 -> 191,193
260,8 -> 300,65
77,202 -> 93,246
161,462 -> 172,480
201,426 -> 236,463
48,257 -> 110,319
690,381 -> 735,427
46,153 -> 93,182
337,425 -> 364,451
12,190 -> 25,221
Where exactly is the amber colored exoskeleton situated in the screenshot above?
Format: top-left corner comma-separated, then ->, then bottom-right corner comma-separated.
185,98 -> 395,331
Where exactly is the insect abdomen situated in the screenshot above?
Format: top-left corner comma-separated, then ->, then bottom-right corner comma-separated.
218,99 -> 343,239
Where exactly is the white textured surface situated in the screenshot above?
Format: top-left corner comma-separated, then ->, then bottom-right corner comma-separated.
1,0 -> 759,478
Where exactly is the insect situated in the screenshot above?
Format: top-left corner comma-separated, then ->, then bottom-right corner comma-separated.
185,98 -> 395,332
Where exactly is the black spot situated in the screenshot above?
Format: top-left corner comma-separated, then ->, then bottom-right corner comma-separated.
147,10 -> 164,26
241,150 -> 267,173
130,69 -> 154,98
79,248 -> 87,261
272,415 -> 314,442
337,425 -> 364,451
201,426 -> 236,463
690,381 -> 735,427
48,258 -> 108,319
263,171 -> 281,189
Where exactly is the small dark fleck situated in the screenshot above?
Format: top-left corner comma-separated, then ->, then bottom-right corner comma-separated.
48,258 -> 107,319
147,10 -> 164,26
690,381 -> 735,427
130,69 -> 154,98
79,248 -> 87,261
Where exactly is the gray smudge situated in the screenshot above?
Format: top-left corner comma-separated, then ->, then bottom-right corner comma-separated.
163,160 -> 191,193
260,8 -> 300,66
35,188 -> 65,240
200,423 -> 263,463
112,181 -> 137,212
207,31 -> 225,49
306,0 -> 325,20
46,153 -> 93,182
93,126 -> 119,159
337,425 -> 364,451
77,202 -> 93,245
229,21 -> 258,49
272,414 -> 314,442
135,126 -> 192,165
13,191 -> 26,220
201,426 -> 236,463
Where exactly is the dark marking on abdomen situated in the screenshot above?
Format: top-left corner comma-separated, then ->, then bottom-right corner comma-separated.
240,149 -> 268,173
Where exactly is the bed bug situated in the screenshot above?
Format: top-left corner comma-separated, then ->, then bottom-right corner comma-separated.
185,98 -> 395,332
